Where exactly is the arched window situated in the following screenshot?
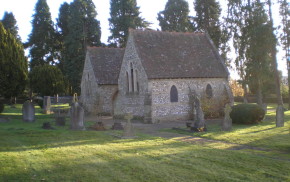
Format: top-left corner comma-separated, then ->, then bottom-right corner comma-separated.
170,85 -> 178,102
206,84 -> 213,99
130,63 -> 134,92
126,72 -> 129,93
135,70 -> 139,92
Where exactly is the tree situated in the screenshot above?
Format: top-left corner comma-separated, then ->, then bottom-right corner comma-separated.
27,0 -> 57,69
0,22 -> 28,98
30,65 -> 66,96
245,2 -> 273,106
158,0 -> 193,32
267,0 -> 284,127
194,0 -> 222,48
279,0 -> 290,108
62,0 -> 102,93
1,12 -> 19,40
108,0 -> 149,47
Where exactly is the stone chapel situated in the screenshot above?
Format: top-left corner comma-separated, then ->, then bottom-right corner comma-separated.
81,29 -> 233,123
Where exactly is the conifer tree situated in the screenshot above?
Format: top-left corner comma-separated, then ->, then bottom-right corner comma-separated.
194,0 -> 221,48
1,12 -> 19,40
108,0 -> 149,47
0,22 -> 28,98
27,0 -> 57,69
279,0 -> 290,108
62,0 -> 102,93
158,0 -> 193,32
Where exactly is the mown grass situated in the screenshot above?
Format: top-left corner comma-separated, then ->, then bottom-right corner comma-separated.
167,104 -> 290,153
0,105 -> 290,181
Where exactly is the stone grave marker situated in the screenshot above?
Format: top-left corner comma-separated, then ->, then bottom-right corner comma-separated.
122,113 -> 135,138
43,96 -> 51,114
111,122 -> 124,130
70,102 -> 85,130
191,96 -> 206,132
276,105 -> 284,127
22,100 -> 35,122
222,104 -> 232,131
89,122 -> 106,131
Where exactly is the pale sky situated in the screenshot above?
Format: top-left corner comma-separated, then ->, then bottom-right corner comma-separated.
0,0 -> 286,77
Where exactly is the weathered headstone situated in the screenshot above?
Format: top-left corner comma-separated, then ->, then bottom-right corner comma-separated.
43,96 -> 51,114
70,102 -> 85,130
123,113 -> 135,138
276,105 -> 284,127
0,117 -> 10,123
111,122 -> 124,130
42,122 -> 54,130
22,100 -> 35,122
191,96 -> 206,132
89,122 -> 106,131
222,104 -> 232,131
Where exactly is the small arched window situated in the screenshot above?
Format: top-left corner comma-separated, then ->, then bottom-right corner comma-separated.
135,70 -> 139,92
130,63 -> 134,92
126,72 -> 129,93
170,85 -> 178,102
206,84 -> 213,99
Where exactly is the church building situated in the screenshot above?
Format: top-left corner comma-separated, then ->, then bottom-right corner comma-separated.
81,29 -> 233,123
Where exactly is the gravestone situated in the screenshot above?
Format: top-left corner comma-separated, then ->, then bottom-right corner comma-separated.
22,100 -> 35,122
0,117 -> 10,123
276,105 -> 284,127
89,122 -> 106,131
42,122 -> 54,130
222,104 -> 232,131
123,113 -> 135,138
70,102 -> 85,130
43,96 -> 51,114
191,96 -> 206,132
111,122 -> 124,130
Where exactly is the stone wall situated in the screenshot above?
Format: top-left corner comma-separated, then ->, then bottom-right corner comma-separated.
114,33 -> 149,118
149,78 -> 232,123
80,54 -> 118,115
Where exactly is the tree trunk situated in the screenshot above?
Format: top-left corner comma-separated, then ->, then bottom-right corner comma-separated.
257,80 -> 263,106
268,0 -> 284,127
242,83 -> 248,103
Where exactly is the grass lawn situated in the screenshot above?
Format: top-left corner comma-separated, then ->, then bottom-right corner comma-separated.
0,105 -> 290,181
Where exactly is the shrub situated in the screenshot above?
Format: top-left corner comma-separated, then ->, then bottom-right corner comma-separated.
0,102 -> 4,113
230,104 -> 265,124
37,99 -> 44,109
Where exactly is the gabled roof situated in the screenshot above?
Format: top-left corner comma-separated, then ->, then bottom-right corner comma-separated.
87,47 -> 124,85
130,29 -> 229,79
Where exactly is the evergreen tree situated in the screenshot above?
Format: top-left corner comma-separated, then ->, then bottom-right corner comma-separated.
62,0 -> 102,93
194,0 -> 221,48
30,64 -> 66,96
244,2 -> 273,106
267,0 -> 284,127
1,12 -> 19,40
158,0 -> 193,32
0,22 -> 28,98
108,0 -> 149,47
27,0 -> 57,69
279,0 -> 290,108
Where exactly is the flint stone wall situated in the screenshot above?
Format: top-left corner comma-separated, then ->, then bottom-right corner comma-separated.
81,53 -> 118,115
149,78 -> 230,123
114,33 -> 149,117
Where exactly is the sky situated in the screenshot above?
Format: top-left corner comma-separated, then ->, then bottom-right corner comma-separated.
0,0 -> 287,78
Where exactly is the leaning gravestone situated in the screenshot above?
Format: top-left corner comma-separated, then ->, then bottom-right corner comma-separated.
43,96 -> 51,114
191,96 -> 206,132
222,104 -> 232,131
276,105 -> 284,127
70,102 -> 85,130
22,100 -> 35,122
122,113 -> 135,138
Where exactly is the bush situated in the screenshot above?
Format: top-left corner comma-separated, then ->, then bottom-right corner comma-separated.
230,104 -> 265,124
0,102 -> 4,113
37,99 -> 44,109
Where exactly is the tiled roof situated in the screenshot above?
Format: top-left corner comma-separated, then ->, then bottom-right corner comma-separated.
87,47 -> 124,85
131,29 -> 229,79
